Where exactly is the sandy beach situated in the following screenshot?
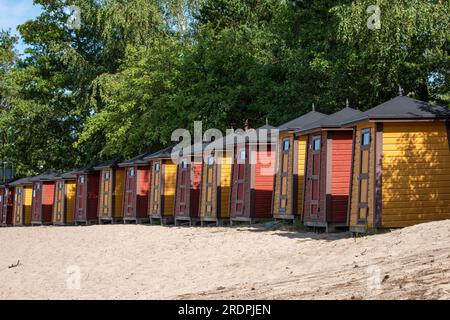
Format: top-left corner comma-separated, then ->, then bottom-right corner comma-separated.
1,220 -> 450,300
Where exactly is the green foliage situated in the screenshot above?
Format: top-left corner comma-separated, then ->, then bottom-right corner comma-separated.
0,0 -> 449,175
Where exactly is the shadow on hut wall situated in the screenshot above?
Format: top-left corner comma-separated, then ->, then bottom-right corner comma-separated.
380,121 -> 450,228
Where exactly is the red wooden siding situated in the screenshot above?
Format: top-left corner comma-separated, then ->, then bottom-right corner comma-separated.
329,131 -> 353,223
136,167 -> 150,219
230,143 -> 275,219
253,146 -> 274,218
303,132 -> 327,223
0,187 -> 14,226
174,162 -> 201,218
74,173 -> 100,222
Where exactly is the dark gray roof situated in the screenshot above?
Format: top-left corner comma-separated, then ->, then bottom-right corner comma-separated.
29,173 -> 60,182
72,163 -> 99,174
93,158 -> 123,170
9,176 -> 34,186
143,146 -> 176,161
118,151 -> 154,167
278,111 -> 328,131
298,107 -> 363,133
342,96 -> 450,125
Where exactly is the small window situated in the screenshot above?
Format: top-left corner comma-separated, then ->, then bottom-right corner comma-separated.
0,195 -> 3,203
58,182 -> 63,190
129,168 -> 135,177
17,188 -> 22,195
361,129 -> 371,146
181,159 -> 188,169
35,183 -> 41,190
104,170 -> 110,180
207,155 -> 214,166
239,149 -> 246,160
79,176 -> 85,184
154,162 -> 160,172
313,137 -> 321,151
282,138 -> 290,151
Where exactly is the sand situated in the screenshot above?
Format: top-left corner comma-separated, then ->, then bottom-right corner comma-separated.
0,220 -> 450,300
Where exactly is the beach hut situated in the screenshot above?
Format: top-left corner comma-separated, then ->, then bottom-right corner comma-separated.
174,146 -> 203,226
198,139 -> 233,226
51,171 -> 77,225
0,181 -> 15,226
118,153 -> 152,224
296,106 -> 363,231
144,146 -> 177,225
341,95 -> 450,233
228,124 -> 276,224
30,173 -> 58,225
94,159 -> 125,224
10,177 -> 33,226
272,110 -> 327,221
73,164 -> 100,225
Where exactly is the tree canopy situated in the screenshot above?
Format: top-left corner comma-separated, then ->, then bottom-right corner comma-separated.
0,0 -> 449,175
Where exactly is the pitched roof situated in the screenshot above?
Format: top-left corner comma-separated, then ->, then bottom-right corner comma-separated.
29,172 -> 60,182
143,146 -> 176,161
225,123 -> 276,146
118,151 -> 154,167
277,111 -> 328,131
298,107 -> 363,133
341,96 -> 450,125
93,158 -> 123,170
9,176 -> 34,186
72,163 -> 99,174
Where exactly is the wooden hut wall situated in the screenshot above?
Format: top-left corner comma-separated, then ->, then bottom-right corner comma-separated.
174,160 -> 202,219
98,167 -> 125,220
199,153 -> 232,220
74,173 -> 100,223
122,166 -> 150,220
0,187 -> 14,226
230,143 -> 274,220
296,135 -> 308,216
379,122 -> 450,227
32,181 -> 54,224
149,160 -> 177,217
53,179 -> 76,225
13,186 -> 32,226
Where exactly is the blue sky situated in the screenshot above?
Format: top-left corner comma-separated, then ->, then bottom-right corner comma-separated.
0,0 -> 42,53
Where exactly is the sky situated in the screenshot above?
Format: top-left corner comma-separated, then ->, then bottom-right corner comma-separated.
0,0 -> 42,53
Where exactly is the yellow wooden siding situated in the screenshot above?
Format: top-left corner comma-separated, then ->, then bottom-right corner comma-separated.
297,135 -> 307,216
23,186 -> 32,225
220,155 -> 232,218
114,168 -> 125,218
272,132 -> 294,216
65,181 -> 76,224
349,122 -> 375,229
381,122 -> 450,227
163,161 -> 177,216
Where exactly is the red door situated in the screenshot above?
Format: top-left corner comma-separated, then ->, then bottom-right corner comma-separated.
232,146 -> 249,217
0,188 -> 5,224
75,175 -> 86,221
308,135 -> 322,216
123,167 -> 137,218
32,182 -> 43,222
176,160 -> 190,217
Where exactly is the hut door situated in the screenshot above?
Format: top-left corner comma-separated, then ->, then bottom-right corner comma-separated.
100,170 -> 111,218
279,138 -> 290,212
357,128 -> 371,223
177,160 -> 190,216
0,189 -> 5,224
151,161 -> 162,214
205,155 -> 215,217
309,136 -> 322,216
14,188 -> 24,225
75,175 -> 86,220
233,147 -> 248,217
123,167 -> 136,218
32,182 -> 42,222
54,181 -> 64,223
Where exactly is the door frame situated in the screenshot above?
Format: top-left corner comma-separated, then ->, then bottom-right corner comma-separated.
357,128 -> 371,224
